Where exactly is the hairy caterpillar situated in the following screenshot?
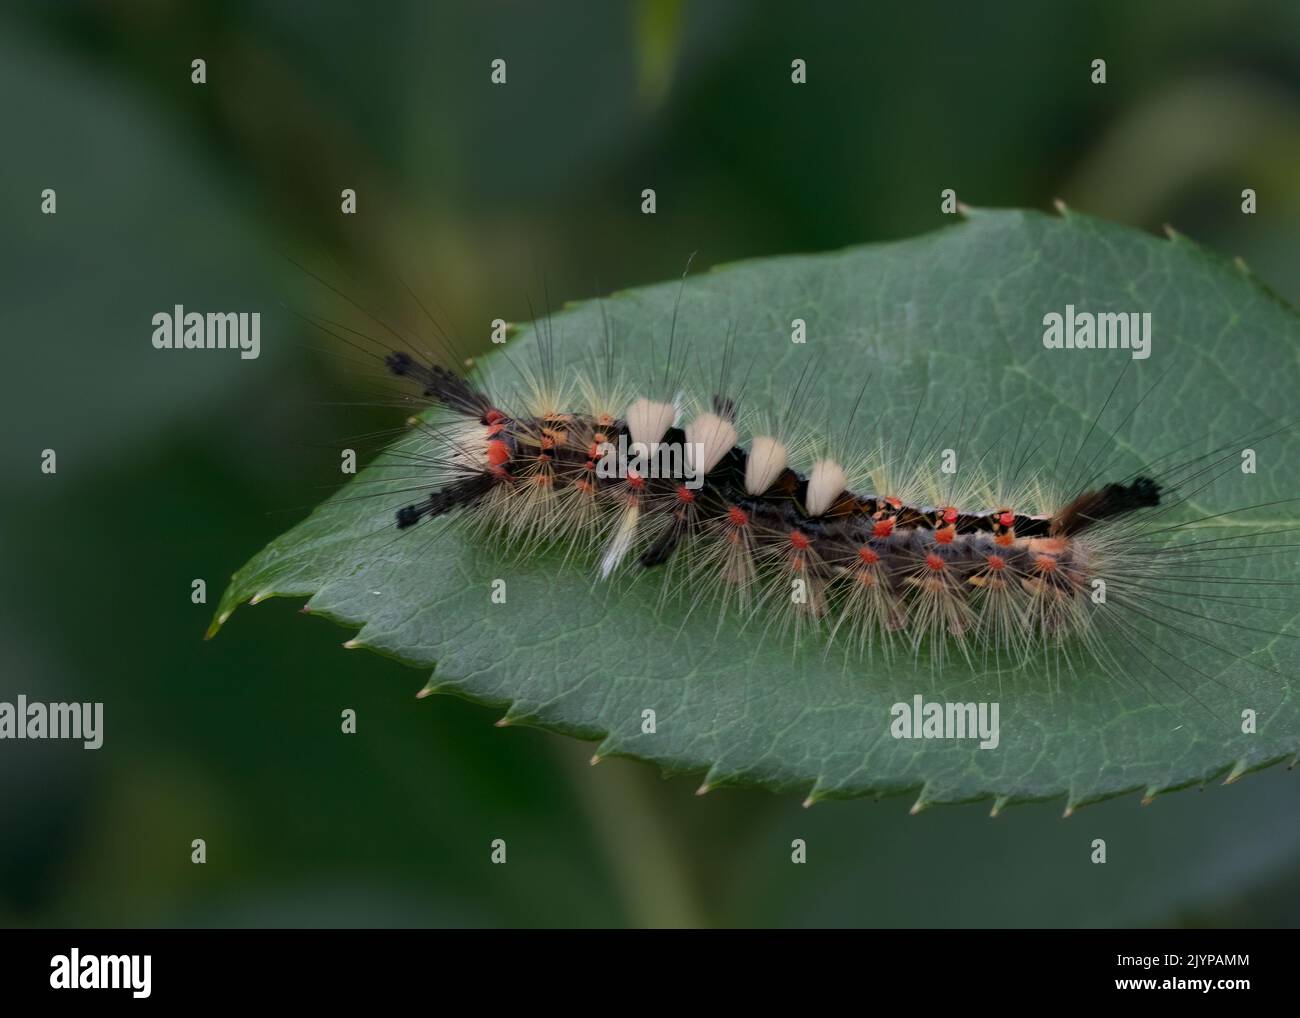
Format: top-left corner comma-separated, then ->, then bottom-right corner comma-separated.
301,288 -> 1294,702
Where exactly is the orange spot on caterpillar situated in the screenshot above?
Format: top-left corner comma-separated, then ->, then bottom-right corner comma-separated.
873,518 -> 895,538
593,431 -> 609,444
484,409 -> 505,426
584,459 -> 596,470
885,496 -> 902,509
626,469 -> 645,491
934,526 -> 956,545
486,440 -> 510,467
858,546 -> 879,565
676,486 -> 696,503
1034,555 -> 1058,573
998,510 -> 1015,528
925,553 -> 945,571
789,530 -> 811,551
986,554 -> 1006,571
942,507 -> 958,524
994,532 -> 1015,547
727,505 -> 749,527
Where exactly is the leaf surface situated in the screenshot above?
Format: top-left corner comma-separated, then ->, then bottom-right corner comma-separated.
213,207 -> 1300,811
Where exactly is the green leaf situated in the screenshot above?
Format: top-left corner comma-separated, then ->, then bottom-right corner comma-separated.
211,206 -> 1300,812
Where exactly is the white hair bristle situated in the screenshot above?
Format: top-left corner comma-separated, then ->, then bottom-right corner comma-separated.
685,412 -> 739,476
625,398 -> 677,447
805,458 -> 847,516
744,434 -> 788,494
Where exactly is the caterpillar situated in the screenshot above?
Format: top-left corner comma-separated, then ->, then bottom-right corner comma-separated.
326,308 -> 1291,693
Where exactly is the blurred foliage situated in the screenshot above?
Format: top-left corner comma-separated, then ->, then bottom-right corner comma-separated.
2,0 -> 1299,927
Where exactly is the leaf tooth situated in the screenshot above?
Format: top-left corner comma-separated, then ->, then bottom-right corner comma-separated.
1061,794 -> 1079,819
989,795 -> 1010,818
248,590 -> 273,606
802,779 -> 830,808
1223,758 -> 1251,785
1052,197 -> 1070,217
589,735 -> 620,764
908,784 -> 931,815
1140,786 -> 1161,807
342,637 -> 364,650
415,677 -> 441,699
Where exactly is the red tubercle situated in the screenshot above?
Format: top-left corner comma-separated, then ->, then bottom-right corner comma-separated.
486,440 -> 510,467
885,496 -> 902,510
676,486 -> 696,504
727,505 -> 749,527
925,553 -> 946,572
933,526 -> 956,545
998,510 -> 1015,528
985,554 -> 1006,572
942,507 -> 959,525
486,423 -> 505,437
484,409 -> 505,426
1034,555 -> 1058,573
626,468 -> 645,492
873,517 -> 895,539
858,546 -> 880,565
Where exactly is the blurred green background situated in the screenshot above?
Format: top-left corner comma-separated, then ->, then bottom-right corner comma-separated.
3,0 -> 1300,927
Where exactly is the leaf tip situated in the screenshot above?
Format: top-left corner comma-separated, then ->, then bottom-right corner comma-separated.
342,638 -> 363,650
989,795 -> 1010,818
248,590 -> 272,606
1223,759 -> 1250,785
1052,197 -> 1069,217
694,782 -> 711,797
203,610 -> 232,640
590,753 -> 603,766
